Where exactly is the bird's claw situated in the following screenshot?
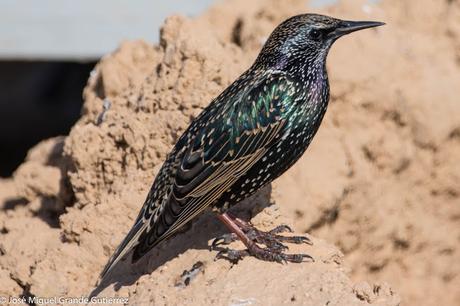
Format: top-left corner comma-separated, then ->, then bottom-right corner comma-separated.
246,227 -> 312,248
250,244 -> 314,263
211,233 -> 238,249
273,234 -> 313,245
215,248 -> 248,263
269,224 -> 293,234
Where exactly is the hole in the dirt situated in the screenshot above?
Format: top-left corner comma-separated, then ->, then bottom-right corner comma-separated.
156,63 -> 162,74
305,205 -> 340,232
368,262 -> 387,273
362,145 -> 375,163
393,238 -> 410,250
94,74 -> 106,100
382,109 -> 406,127
114,138 -> 129,150
232,18 -> 244,47
448,127 -> 460,140
294,209 -> 304,219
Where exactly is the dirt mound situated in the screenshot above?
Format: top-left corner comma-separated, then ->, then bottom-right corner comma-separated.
1,0 -> 459,305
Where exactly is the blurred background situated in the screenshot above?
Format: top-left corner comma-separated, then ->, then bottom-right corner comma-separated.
0,0 -> 216,176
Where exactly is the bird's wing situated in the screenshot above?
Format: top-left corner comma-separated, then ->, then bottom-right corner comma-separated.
98,71 -> 297,281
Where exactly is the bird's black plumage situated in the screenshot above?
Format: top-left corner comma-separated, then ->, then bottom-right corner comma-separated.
99,13 -> 384,279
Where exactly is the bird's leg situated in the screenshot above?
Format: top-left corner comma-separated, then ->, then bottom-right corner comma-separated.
213,212 -> 313,264
213,213 -> 311,249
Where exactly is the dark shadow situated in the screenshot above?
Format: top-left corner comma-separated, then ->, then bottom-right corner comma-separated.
89,185 -> 272,298
0,138 -> 74,229
34,198 -> 62,228
231,18 -> 244,47
1,197 -> 60,228
2,197 -> 29,210
44,136 -> 76,213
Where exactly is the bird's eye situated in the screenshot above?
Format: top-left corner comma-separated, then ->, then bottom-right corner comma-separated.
309,29 -> 322,40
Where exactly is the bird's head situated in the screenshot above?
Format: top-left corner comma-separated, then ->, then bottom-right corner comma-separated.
255,14 -> 384,71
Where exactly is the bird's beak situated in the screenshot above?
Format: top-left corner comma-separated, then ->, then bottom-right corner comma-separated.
329,20 -> 385,39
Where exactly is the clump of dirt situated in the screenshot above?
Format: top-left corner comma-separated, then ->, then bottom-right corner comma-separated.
1,0 -> 459,305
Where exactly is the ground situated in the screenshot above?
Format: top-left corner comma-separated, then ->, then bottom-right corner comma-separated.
1,0 -> 459,305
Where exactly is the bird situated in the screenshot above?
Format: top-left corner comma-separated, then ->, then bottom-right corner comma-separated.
98,13 -> 384,281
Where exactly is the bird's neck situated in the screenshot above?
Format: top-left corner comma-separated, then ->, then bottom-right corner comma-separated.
290,58 -> 330,119
270,53 -> 329,88
300,58 -> 328,89
284,56 -> 329,108
252,54 -> 330,107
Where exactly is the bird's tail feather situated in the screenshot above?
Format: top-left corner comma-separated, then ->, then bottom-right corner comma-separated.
97,220 -> 147,284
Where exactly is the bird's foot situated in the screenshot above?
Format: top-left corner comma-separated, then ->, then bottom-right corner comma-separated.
212,223 -> 311,251
213,213 -> 313,264
215,244 -> 313,264
245,223 -> 312,251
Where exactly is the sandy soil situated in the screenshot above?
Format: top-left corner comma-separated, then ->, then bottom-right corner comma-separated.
1,0 -> 460,305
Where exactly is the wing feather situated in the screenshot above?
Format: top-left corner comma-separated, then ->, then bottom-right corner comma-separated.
98,71 -> 296,281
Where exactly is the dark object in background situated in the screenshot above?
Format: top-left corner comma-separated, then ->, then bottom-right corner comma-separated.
0,61 -> 95,177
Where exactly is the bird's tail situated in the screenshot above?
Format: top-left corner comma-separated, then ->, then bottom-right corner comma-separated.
97,219 -> 147,284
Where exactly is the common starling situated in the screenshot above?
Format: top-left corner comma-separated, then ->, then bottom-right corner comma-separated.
99,14 -> 384,280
